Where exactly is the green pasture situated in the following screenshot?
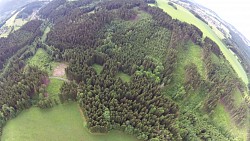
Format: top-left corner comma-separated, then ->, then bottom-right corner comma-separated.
27,48 -> 56,74
1,103 -> 138,141
46,78 -> 64,99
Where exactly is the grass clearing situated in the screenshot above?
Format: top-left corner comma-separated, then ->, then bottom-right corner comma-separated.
116,72 -> 131,83
46,78 -> 64,99
232,88 -> 244,108
1,103 -> 138,141
41,26 -> 51,42
27,48 -> 55,75
0,9 -> 28,37
92,64 -> 103,75
212,103 -> 247,141
0,12 -> 18,37
155,0 -> 248,85
13,18 -> 28,31
174,41 -> 205,82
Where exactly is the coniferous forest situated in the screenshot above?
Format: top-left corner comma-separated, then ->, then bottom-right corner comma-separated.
0,0 -> 249,140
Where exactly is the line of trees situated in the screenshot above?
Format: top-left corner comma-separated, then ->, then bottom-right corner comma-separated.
39,0 -> 247,140
0,20 -> 42,70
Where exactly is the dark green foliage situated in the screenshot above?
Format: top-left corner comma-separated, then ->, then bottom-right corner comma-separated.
0,20 -> 42,70
168,2 -> 177,10
59,82 -> 78,103
16,1 -> 45,19
144,0 -> 155,4
37,0 -> 248,140
184,63 -> 203,91
178,110 -> 235,140
190,10 -> 208,24
0,60 -> 48,129
202,40 -> 247,126
0,0 -> 247,140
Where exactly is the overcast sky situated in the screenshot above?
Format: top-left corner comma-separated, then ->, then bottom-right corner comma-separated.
193,0 -> 250,41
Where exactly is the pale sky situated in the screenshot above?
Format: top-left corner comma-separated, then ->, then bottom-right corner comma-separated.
193,0 -> 250,41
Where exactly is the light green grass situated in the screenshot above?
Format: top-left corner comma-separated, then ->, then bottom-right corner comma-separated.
116,72 -> 131,83
212,103 -> 247,141
0,10 -> 28,37
210,52 -> 221,65
232,88 -> 244,108
27,48 -> 55,74
148,3 -> 156,7
92,64 -> 103,75
5,12 -> 19,27
1,102 -> 138,141
46,78 -> 64,99
211,25 -> 225,39
174,41 -> 204,82
13,18 -> 28,31
0,12 -> 18,37
155,0 -> 248,85
41,26 -> 51,42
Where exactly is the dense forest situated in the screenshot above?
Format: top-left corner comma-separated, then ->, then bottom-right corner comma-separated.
0,0 -> 249,140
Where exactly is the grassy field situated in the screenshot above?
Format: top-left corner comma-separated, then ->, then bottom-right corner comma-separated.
232,88 -> 244,108
0,12 -> 18,37
92,64 -> 103,75
27,48 -> 56,75
13,18 -> 28,30
46,78 -> 64,99
41,26 -> 51,42
174,41 -> 205,82
1,102 -> 138,141
155,0 -> 248,85
0,10 -> 28,38
212,103 -> 247,141
211,25 -> 225,39
116,72 -> 131,83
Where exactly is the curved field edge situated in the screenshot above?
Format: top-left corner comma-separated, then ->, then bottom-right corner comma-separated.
154,0 -> 248,85
1,103 -> 138,141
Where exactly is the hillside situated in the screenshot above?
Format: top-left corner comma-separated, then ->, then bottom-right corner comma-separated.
0,0 -> 249,141
170,0 -> 250,79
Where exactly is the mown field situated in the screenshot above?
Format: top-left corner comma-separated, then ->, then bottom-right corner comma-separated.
154,0 -> 248,85
46,78 -> 64,100
1,103 -> 138,141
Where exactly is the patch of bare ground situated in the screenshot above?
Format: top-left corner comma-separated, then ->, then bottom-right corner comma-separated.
53,63 -> 68,77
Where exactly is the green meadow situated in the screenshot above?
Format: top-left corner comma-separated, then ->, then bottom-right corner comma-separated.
27,48 -> 56,75
116,72 -> 131,83
1,103 -> 138,141
41,26 -> 51,42
46,78 -> 64,100
212,103 -> 247,140
1,69 -> 137,141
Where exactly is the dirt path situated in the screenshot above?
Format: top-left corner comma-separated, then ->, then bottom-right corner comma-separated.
49,76 -> 69,82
